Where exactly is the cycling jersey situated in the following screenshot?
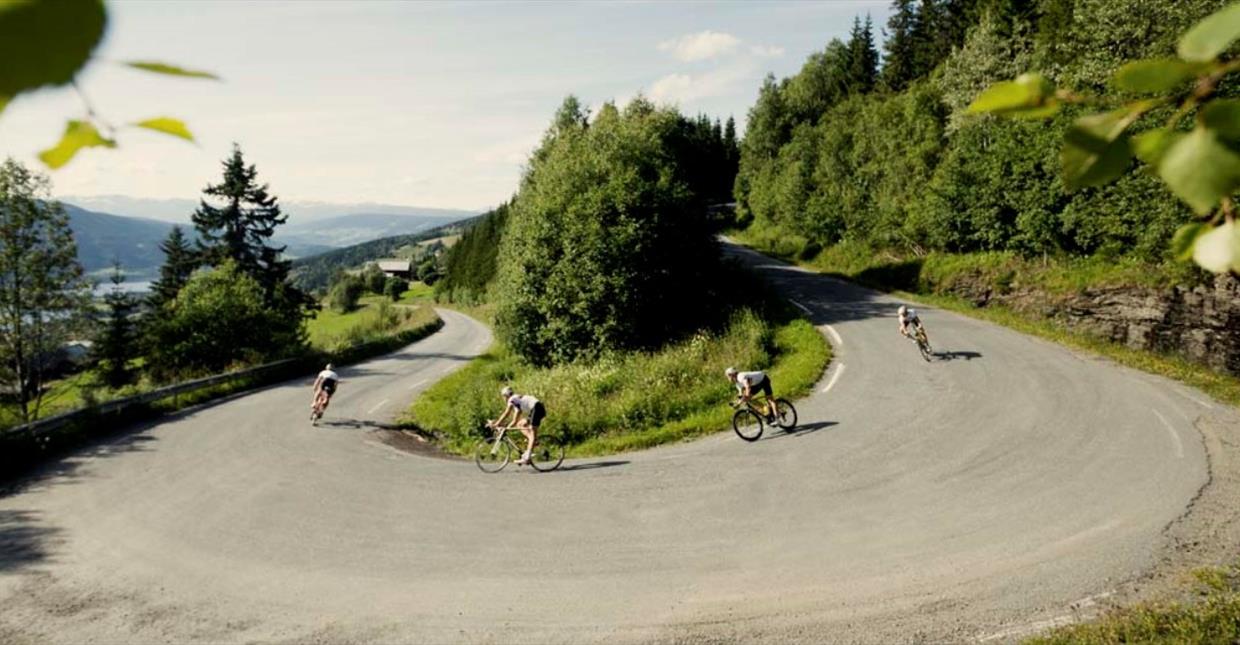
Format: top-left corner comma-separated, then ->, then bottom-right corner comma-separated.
736,371 -> 773,397
317,369 -> 339,393
507,394 -> 540,415
507,394 -> 546,427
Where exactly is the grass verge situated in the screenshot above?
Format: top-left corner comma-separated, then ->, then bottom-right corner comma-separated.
1031,564 -> 1240,644
402,305 -> 830,458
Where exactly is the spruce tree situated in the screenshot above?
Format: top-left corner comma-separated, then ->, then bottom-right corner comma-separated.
882,0 -> 921,92
95,262 -> 139,389
148,225 -> 197,309
847,15 -> 880,94
192,144 -> 294,306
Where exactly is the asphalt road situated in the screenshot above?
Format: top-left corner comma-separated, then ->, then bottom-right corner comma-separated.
0,248 -> 1233,644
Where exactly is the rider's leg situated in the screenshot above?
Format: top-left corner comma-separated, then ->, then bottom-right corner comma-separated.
515,421 -> 534,463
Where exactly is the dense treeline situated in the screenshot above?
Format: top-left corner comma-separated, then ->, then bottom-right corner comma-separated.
434,202 -> 509,304
737,0 -> 1227,263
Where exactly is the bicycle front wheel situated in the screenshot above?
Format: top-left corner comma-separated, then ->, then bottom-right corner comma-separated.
773,398 -> 798,430
918,337 -> 933,362
474,437 -> 512,473
529,435 -> 566,472
732,409 -> 764,441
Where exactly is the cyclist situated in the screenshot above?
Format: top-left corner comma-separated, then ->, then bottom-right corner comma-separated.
311,363 -> 340,419
490,386 -> 545,466
897,305 -> 928,343
725,367 -> 778,421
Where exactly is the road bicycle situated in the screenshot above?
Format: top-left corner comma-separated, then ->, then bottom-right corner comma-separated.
908,326 -> 934,362
729,396 -> 797,442
474,423 -> 565,473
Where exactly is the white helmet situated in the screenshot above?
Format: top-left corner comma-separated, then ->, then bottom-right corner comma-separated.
325,363 -> 334,370
724,367 -> 738,377
897,305 -> 907,316
500,386 -> 513,397
907,308 -> 917,318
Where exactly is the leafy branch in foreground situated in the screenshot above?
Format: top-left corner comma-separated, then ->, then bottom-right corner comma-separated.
968,2 -> 1240,275
0,0 -> 219,169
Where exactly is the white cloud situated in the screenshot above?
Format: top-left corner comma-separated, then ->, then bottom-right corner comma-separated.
657,31 -> 741,62
647,61 -> 756,105
749,44 -> 785,58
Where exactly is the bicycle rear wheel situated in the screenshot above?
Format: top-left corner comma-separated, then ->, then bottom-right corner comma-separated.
918,335 -> 933,362
529,435 -> 566,472
732,409 -> 764,441
474,437 -> 512,473
773,398 -> 798,430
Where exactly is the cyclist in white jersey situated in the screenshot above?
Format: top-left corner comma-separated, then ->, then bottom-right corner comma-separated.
725,367 -> 778,421
897,305 -> 927,341
490,386 -> 546,465
312,363 -> 340,416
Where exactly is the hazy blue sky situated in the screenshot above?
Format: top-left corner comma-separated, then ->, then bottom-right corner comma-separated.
1,1 -> 891,211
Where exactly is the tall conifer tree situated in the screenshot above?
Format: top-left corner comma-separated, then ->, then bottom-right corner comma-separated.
882,0 -> 921,91
95,262 -> 139,388
148,225 -> 197,309
191,144 -> 295,307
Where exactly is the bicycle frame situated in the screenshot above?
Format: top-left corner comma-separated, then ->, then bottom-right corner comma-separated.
484,424 -> 513,450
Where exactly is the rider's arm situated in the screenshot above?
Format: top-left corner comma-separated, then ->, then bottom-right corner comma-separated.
312,375 -> 323,391
494,405 -> 514,427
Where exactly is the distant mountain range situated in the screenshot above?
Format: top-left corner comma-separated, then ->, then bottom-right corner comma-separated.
63,195 -> 476,225
65,204 -> 176,276
59,197 -> 477,276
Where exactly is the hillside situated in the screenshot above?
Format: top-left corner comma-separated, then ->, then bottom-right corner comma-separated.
64,203 -> 176,274
275,211 -> 471,251
291,216 -> 481,292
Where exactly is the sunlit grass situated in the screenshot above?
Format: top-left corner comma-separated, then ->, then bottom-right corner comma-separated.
403,308 -> 830,457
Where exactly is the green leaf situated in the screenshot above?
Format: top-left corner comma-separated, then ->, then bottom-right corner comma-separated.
1191,221 -> 1240,273
967,73 -> 1056,116
132,117 -> 195,142
123,61 -> 219,80
1203,99 -> 1240,140
37,120 -> 116,169
0,0 -> 107,97
1171,222 -> 1208,260
1112,59 -> 1203,94
1133,129 -> 1184,166
1158,127 -> 1240,215
1179,3 -> 1240,62
1061,110 -> 1133,190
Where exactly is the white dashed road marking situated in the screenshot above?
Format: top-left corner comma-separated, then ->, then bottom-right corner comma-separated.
824,324 -> 843,347
367,399 -> 390,415
822,363 -> 846,393
1152,409 -> 1184,458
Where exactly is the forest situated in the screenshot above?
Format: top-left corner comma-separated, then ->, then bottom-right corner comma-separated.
736,0 -> 1228,268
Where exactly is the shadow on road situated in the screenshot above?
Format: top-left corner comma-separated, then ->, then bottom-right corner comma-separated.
380,352 -> 477,362
317,417 -> 400,431
557,460 -> 629,472
0,509 -> 61,572
3,433 -> 157,497
760,420 -> 837,440
934,350 -> 984,361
